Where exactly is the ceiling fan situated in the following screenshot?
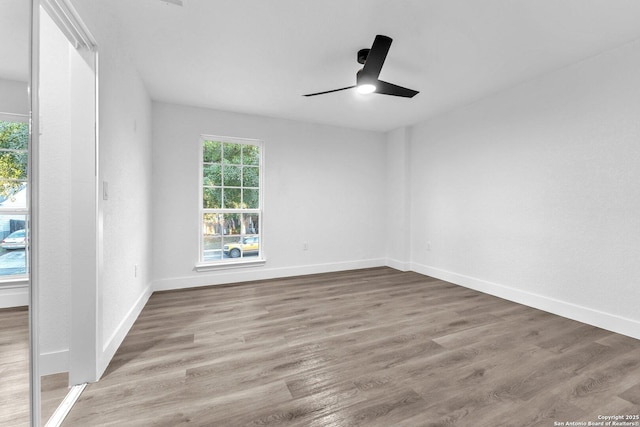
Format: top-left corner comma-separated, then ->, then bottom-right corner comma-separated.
304,34 -> 419,98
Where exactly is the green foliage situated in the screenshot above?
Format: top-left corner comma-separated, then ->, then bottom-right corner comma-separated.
202,140 -> 261,209
203,164 -> 221,186
224,143 -> 242,164
243,189 -> 259,209
223,188 -> 241,208
243,145 -> 260,165
243,166 -> 259,187
203,187 -> 221,209
203,140 -> 222,163
0,121 -> 28,150
223,165 -> 241,186
0,121 -> 28,199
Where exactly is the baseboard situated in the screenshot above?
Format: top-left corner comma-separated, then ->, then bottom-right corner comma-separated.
40,349 -> 69,376
153,258 -> 387,291
0,283 -> 28,308
99,283 -> 152,378
385,258 -> 410,272
412,262 -> 640,341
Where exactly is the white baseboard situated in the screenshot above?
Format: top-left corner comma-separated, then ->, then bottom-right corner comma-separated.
40,349 -> 69,376
385,258 -> 410,272
153,258 -> 387,291
0,283 -> 28,308
412,262 -> 640,341
98,283 -> 152,378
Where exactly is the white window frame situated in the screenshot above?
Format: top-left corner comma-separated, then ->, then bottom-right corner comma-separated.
195,135 -> 265,271
0,112 -> 30,283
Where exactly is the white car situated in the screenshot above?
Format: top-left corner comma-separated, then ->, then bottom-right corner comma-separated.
1,229 -> 26,250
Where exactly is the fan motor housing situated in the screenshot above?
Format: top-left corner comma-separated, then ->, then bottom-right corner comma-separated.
357,49 -> 370,64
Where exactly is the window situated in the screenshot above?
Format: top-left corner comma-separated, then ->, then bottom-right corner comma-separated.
198,136 -> 263,267
0,116 -> 29,279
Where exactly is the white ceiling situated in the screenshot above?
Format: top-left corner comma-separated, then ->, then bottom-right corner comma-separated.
4,1 -> 640,132
0,0 -> 30,82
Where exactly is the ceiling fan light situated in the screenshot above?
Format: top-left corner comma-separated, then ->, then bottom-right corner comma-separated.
356,83 -> 376,95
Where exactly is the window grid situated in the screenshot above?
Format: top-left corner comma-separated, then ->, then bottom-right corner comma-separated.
0,119 -> 29,279
200,136 -> 263,264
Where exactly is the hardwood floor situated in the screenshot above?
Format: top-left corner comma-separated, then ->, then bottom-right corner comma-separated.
0,306 -> 29,427
0,306 -> 71,427
64,268 -> 640,426
42,372 -> 72,425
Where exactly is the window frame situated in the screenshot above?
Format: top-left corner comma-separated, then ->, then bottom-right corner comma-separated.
195,134 -> 265,270
0,113 -> 30,283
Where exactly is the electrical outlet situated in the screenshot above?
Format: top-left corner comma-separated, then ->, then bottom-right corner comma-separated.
426,241 -> 431,251
303,242 -> 309,251
134,264 -> 138,277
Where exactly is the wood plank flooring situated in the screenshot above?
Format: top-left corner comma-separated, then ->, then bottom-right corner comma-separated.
0,306 -> 69,427
42,372 -> 72,425
0,306 -> 29,427
64,268 -> 640,426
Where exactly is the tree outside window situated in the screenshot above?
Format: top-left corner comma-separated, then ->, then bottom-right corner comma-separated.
200,137 -> 263,264
0,119 -> 28,278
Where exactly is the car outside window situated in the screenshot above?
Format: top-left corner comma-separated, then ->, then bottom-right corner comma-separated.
199,136 -> 263,266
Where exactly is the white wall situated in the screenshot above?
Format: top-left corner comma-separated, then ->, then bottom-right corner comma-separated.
45,0 -> 154,379
408,39 -> 640,339
38,10 -> 72,374
95,43 -> 152,378
83,21 -> 152,379
385,127 -> 411,271
0,78 -> 28,115
152,102 -> 387,290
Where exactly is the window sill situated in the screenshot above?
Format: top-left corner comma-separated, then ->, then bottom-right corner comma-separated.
194,258 -> 266,272
0,277 -> 29,287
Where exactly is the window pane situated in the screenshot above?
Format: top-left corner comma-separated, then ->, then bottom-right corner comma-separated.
203,213 -> 223,261
0,121 -> 29,150
0,181 -> 27,209
223,165 -> 241,187
220,214 -> 241,258
221,214 -> 260,260
203,164 -> 221,186
222,213 -> 241,236
243,189 -> 259,209
0,151 -> 28,181
243,166 -> 259,187
223,188 -> 241,208
243,213 -> 260,235
243,144 -> 260,166
203,140 -> 222,163
223,143 -> 242,164
203,187 -> 222,208
200,137 -> 262,264
0,214 -> 27,276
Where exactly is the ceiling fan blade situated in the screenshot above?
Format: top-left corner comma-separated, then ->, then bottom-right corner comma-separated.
375,80 -> 419,98
303,86 -> 356,97
361,35 -> 392,80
